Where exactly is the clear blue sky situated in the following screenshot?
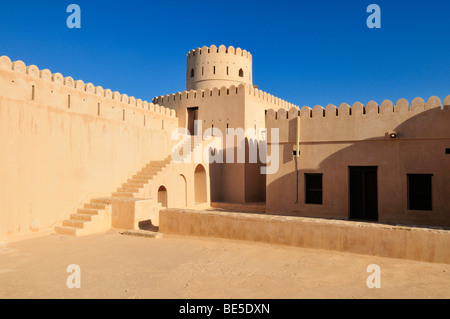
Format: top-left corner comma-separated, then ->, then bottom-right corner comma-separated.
0,0 -> 448,108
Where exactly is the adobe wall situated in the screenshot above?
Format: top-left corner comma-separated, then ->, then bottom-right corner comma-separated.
0,56 -> 177,242
153,84 -> 299,204
154,85 -> 247,203
160,209 -> 450,264
266,97 -> 450,227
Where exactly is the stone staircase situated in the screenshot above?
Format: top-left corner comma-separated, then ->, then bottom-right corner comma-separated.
55,157 -> 172,237
54,198 -> 113,237
112,157 -> 171,198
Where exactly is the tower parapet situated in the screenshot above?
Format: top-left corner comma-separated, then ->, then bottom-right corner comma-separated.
186,45 -> 253,91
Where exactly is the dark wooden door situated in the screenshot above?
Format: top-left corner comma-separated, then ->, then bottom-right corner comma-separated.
349,166 -> 378,221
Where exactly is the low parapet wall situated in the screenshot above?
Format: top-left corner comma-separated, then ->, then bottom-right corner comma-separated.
160,209 -> 450,264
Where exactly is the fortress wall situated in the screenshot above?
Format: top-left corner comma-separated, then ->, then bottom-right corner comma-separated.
0,56 -> 177,241
247,85 -> 299,112
265,97 -> 450,227
153,84 -> 299,130
266,97 -> 450,142
154,84 -> 247,134
154,84 -> 298,204
155,85 -> 247,203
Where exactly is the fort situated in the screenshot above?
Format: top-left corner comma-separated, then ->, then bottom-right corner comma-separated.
0,45 -> 449,263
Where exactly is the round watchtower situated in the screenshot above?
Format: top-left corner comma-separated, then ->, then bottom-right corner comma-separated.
186,45 -> 253,91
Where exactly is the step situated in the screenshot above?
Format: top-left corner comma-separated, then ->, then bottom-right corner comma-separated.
63,219 -> 87,228
122,182 -> 144,188
84,203 -> 106,210
140,169 -> 160,174
138,170 -> 159,175
127,178 -> 149,184
55,226 -> 84,237
71,213 -> 97,222
112,192 -> 135,198
121,230 -> 163,239
77,208 -> 99,215
91,198 -> 113,205
133,174 -> 154,179
146,164 -> 166,169
117,187 -> 140,193
135,174 -> 156,180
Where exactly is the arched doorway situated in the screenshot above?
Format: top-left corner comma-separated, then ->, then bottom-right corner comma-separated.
158,186 -> 168,208
178,175 -> 187,207
194,165 -> 207,205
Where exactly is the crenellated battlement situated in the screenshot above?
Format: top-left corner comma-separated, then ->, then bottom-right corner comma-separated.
153,83 -> 299,113
0,55 -> 177,127
187,45 -> 252,61
266,96 -> 450,143
186,45 -> 253,91
153,84 -> 246,108
266,96 -> 450,121
247,85 -> 299,111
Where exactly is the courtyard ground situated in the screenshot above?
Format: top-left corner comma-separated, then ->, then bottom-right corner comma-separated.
0,230 -> 448,299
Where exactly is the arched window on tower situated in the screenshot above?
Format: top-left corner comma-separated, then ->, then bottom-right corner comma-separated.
239,69 -> 244,78
190,69 -> 195,78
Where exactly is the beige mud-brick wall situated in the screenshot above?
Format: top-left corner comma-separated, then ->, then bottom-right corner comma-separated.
154,85 -> 246,202
157,45 -> 301,203
154,81 -> 300,203
0,56 -> 178,241
266,97 -> 450,228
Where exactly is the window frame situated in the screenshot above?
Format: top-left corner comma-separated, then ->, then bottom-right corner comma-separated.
407,174 -> 433,211
305,173 -> 323,205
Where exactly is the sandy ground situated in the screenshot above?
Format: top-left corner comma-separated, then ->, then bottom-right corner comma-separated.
0,230 -> 449,299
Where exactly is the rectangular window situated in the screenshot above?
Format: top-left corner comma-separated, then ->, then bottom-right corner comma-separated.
408,174 -> 432,211
446,148 -> 450,155
305,174 -> 323,205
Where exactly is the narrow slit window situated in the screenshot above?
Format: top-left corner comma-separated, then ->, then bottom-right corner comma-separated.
31,85 -> 35,100
305,174 -> 323,205
408,174 -> 432,211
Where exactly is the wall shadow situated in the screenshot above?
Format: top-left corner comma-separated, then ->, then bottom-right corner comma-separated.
266,107 -> 450,228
